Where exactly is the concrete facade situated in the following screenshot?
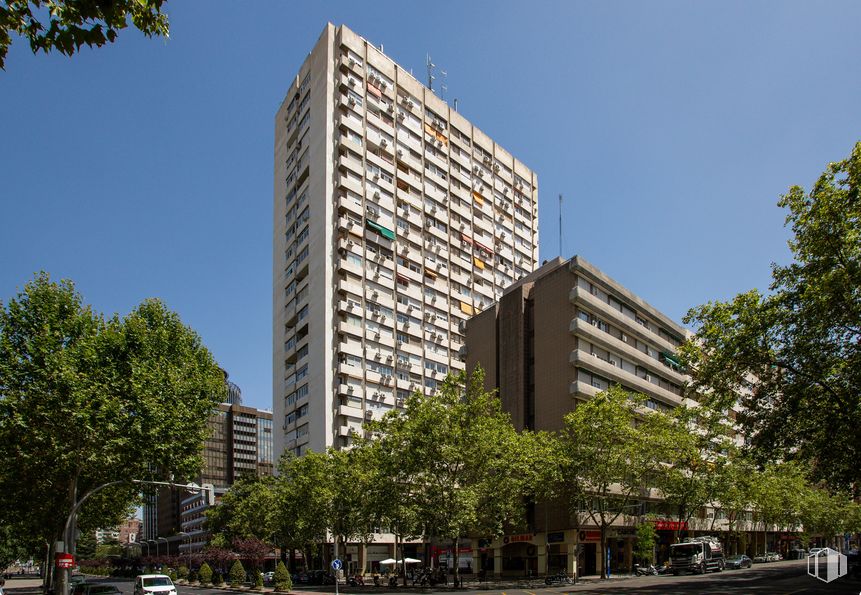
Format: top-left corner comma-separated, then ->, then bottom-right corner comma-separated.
273,23 -> 539,461
464,256 -> 692,577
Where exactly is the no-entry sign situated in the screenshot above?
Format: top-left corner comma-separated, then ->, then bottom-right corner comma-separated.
56,553 -> 74,568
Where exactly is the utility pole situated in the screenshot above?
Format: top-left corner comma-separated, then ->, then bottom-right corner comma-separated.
55,480 -> 210,595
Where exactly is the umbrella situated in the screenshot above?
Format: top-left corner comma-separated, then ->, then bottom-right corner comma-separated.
379,558 -> 398,565
403,558 -> 422,564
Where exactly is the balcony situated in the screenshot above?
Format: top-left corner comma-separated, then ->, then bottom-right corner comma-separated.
568,286 -> 678,355
569,349 -> 682,407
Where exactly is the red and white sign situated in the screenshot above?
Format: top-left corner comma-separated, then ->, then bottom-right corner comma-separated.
56,553 -> 75,568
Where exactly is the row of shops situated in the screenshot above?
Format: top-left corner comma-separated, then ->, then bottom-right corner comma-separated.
314,520 -> 814,578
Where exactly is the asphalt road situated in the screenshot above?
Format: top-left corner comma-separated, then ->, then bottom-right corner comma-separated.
22,561 -> 860,595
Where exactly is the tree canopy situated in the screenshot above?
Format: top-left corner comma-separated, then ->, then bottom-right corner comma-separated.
0,273 -> 224,568
0,0 -> 169,69
681,141 -> 861,491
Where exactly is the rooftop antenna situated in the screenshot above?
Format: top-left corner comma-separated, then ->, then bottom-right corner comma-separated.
426,54 -> 435,91
559,194 -> 563,258
426,54 -> 448,100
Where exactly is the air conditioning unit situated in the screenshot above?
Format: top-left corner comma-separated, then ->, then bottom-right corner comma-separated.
349,57 -> 357,67
609,360 -> 617,366
347,385 -> 354,393
374,190 -> 381,199
348,77 -> 356,87
407,99 -> 414,108
373,172 -> 379,180
397,149 -> 404,157
364,410 -> 373,419
374,331 -> 381,339
645,375 -> 652,382
372,290 -> 379,298
397,340 -> 403,346
380,138 -> 388,148
621,333 -> 628,342
397,112 -> 405,120
387,104 -> 395,113
347,96 -> 357,106
493,164 -> 500,172
386,354 -> 393,362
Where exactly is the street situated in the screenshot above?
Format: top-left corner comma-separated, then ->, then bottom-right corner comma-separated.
7,561 -> 861,595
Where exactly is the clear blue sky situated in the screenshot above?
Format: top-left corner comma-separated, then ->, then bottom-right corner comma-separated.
2,1 -> 859,412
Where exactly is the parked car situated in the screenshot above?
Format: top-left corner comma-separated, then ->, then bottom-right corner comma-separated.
72,584 -> 122,595
808,547 -> 825,557
765,552 -> 782,562
133,575 -> 177,595
725,555 -> 752,569
263,572 -> 275,583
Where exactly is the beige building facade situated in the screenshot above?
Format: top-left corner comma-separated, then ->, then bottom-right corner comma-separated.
273,23 -> 539,462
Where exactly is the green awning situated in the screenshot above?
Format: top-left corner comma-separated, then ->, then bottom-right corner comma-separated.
366,219 -> 395,241
661,351 -> 681,368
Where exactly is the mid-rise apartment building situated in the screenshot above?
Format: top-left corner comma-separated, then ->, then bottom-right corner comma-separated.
273,23 -> 539,459
464,256 -> 693,577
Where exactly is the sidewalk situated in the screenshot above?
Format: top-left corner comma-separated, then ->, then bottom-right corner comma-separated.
4,576 -> 45,594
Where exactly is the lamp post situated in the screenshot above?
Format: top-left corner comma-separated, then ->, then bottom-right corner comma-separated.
142,541 -> 151,558
158,537 -> 169,562
55,480 -> 211,595
150,540 -> 159,558
178,532 -> 190,570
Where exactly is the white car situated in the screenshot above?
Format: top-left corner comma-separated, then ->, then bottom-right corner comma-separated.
134,575 -> 177,595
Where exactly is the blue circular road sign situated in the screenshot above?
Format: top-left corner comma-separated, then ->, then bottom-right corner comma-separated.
331,559 -> 342,571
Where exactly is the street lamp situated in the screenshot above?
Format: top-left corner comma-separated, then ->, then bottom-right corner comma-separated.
178,532 -> 190,569
150,540 -> 159,558
158,537 -> 169,560
142,541 -> 151,557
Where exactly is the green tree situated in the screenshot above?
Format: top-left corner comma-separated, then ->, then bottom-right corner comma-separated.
749,462 -> 806,557
551,386 -> 675,579
658,400 -> 736,542
681,142 -> 861,490
270,451 -> 335,567
273,560 -> 292,592
708,455 -> 756,555
205,476 -> 275,546
633,522 -> 657,566
75,530 -> 97,560
197,562 -> 212,585
0,273 -> 225,588
228,559 -> 245,587
0,0 -> 169,69
365,368 -> 539,586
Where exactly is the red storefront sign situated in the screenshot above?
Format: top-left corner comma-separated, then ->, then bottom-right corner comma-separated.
55,553 -> 74,568
652,519 -> 688,531
578,531 -> 601,542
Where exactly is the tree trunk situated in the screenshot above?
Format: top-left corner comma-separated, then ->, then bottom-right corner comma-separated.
453,536 -> 460,588
600,525 -> 607,580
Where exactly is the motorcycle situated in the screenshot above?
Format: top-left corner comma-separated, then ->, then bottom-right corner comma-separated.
544,570 -> 573,585
347,575 -> 365,587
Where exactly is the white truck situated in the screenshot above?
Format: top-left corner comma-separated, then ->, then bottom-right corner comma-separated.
670,536 -> 725,575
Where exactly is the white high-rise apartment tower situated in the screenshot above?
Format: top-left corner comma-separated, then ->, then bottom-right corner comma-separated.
274,24 -> 539,460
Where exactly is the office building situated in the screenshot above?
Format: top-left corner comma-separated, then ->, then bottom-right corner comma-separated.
178,402 -> 274,553
464,256 -> 693,577
273,23 -> 539,460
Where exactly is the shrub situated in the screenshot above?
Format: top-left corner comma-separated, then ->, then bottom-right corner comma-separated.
188,569 -> 198,583
274,561 -> 292,592
198,562 -> 213,585
177,566 -> 189,580
229,560 -> 245,587
213,571 -> 223,586
168,570 -> 177,582
253,570 -> 263,589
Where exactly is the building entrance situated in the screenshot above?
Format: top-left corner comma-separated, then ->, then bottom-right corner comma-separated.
583,543 -> 597,576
